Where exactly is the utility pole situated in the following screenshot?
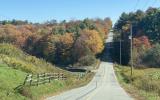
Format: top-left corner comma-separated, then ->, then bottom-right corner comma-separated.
130,24 -> 133,79
120,36 -> 122,65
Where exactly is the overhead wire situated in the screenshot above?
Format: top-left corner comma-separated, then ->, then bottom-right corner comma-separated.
142,0 -> 152,11
133,0 -> 140,12
151,0 -> 158,7
133,0 -> 158,12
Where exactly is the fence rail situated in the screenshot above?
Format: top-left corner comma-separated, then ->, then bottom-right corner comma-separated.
23,73 -> 67,86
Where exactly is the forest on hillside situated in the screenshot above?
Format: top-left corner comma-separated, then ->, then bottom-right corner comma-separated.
113,7 -> 160,67
0,18 -> 112,67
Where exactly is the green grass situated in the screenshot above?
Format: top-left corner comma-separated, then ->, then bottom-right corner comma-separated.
19,80 -> 66,100
0,43 -> 95,100
16,71 -> 94,100
114,65 -> 160,100
0,64 -> 27,100
0,64 -> 67,100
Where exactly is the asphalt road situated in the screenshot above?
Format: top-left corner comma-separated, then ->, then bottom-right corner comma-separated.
47,32 -> 133,100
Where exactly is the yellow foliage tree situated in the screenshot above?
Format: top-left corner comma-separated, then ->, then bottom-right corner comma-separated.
76,29 -> 104,55
57,33 -> 74,64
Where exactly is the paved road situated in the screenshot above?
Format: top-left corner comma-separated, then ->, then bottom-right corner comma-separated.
47,32 -> 133,100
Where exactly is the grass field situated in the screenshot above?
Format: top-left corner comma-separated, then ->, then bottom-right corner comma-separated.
0,64 -> 27,100
0,63 -> 94,100
114,65 -> 160,100
0,43 -> 95,100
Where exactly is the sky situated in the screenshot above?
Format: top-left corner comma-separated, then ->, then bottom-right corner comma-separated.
0,0 -> 160,24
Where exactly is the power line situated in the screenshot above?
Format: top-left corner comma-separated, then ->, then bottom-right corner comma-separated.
133,0 -> 158,12
133,0 -> 140,11
151,0 -> 158,7
142,0 -> 159,11
142,0 -> 152,11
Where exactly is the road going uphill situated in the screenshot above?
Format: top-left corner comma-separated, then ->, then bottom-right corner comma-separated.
47,32 -> 133,100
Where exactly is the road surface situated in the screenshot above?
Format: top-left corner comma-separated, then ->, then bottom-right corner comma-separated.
47,32 -> 133,100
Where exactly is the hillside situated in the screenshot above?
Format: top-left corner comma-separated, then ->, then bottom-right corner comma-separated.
0,43 -> 66,99
0,43 -> 64,73
0,17 -> 112,100
0,64 -> 27,100
0,43 -> 95,100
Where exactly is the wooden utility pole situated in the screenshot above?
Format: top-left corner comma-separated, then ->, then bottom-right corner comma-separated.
120,38 -> 122,65
130,24 -> 133,78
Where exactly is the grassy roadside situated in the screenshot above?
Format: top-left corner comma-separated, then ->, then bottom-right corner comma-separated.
0,43 -> 99,100
114,64 -> 160,100
0,63 -> 95,100
42,61 -> 100,99
40,71 -> 94,100
0,64 -> 28,100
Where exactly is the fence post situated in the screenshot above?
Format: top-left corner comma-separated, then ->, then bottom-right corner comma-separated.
37,74 -> 39,86
44,73 -> 46,84
59,73 -> 61,80
23,73 -> 66,86
58,73 -> 60,80
49,73 -> 51,83
61,73 -> 63,80
29,74 -> 32,86
23,74 -> 29,85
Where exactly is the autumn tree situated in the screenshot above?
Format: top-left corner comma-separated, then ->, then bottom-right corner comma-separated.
0,18 -> 112,66
113,8 -> 159,65
32,34 -> 59,62
73,29 -> 104,63
0,25 -> 25,46
131,36 -> 151,67
55,33 -> 74,65
33,33 -> 74,65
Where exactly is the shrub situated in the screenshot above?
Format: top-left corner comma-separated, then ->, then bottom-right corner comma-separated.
0,43 -> 24,57
0,54 -> 37,73
129,36 -> 151,68
142,43 -> 160,67
78,55 -> 96,66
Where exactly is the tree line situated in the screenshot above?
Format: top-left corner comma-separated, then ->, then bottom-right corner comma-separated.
0,18 -> 112,67
113,7 -> 160,67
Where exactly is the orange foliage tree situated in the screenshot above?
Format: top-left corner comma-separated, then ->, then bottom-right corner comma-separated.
133,36 -> 151,49
0,24 -> 37,48
132,36 -> 151,67
55,33 -> 74,64
33,33 -> 74,65
74,29 -> 104,60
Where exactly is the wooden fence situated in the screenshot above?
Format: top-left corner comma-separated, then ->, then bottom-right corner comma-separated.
23,73 -> 67,86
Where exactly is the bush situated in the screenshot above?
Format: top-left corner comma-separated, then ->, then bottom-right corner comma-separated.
142,44 -> 160,67
0,43 -> 24,57
129,45 -> 149,68
78,55 -> 96,66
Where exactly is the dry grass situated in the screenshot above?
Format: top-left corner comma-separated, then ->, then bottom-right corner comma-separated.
114,65 -> 160,100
